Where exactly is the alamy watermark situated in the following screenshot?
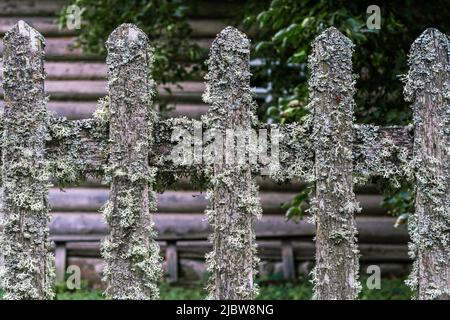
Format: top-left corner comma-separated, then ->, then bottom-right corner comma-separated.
66,265 -> 81,290
170,120 -> 280,175
366,5 -> 381,30
65,4 -> 82,30
366,265 -> 381,290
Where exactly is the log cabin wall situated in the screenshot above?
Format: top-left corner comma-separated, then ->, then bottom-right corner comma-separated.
0,0 -> 411,287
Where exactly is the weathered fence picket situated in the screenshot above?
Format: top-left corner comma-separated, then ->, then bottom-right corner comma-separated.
0,21 -> 448,300
404,28 -> 450,299
204,27 -> 261,299
0,21 -> 54,300
309,27 -> 360,300
101,24 -> 161,299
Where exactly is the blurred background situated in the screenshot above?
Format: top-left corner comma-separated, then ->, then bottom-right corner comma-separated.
0,0 -> 449,299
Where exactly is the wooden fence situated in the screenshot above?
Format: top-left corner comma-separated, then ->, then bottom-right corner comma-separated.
0,21 -> 448,300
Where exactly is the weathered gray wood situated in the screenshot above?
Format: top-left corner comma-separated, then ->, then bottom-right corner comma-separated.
65,240 -> 410,263
101,24 -> 161,300
43,62 -> 107,79
0,37 -> 94,60
45,187 -> 386,215
309,27 -> 360,300
353,124 -> 413,179
203,27 -> 261,300
0,61 -> 198,81
151,119 -> 413,178
55,243 -> 67,282
0,37 -> 212,61
3,101 -> 209,120
281,240 -> 295,279
0,80 -> 205,101
0,17 -> 443,300
171,242 -> 410,263
166,241 -> 179,283
0,21 -> 54,300
0,18 -> 226,38
0,17 -> 76,36
404,28 -> 450,300
0,115 -> 414,182
0,0 -> 66,16
47,213 -> 409,243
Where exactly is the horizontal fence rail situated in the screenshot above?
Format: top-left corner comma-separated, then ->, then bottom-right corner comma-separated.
0,21 -> 448,300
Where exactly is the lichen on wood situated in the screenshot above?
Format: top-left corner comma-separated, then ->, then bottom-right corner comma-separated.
100,24 -> 162,300
353,124 -> 414,185
0,117 -> 414,183
308,27 -> 361,300
0,21 -> 55,300
203,27 -> 262,300
404,28 -> 450,300
0,18 -> 446,302
46,104 -> 109,186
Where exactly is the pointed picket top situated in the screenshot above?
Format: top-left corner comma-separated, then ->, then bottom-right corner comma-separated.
308,26 -> 355,100
211,26 -> 250,53
410,27 -> 447,51
107,23 -> 148,45
310,26 -> 354,67
5,20 -> 44,53
205,26 -> 251,79
106,23 -> 150,69
204,26 -> 253,124
2,20 -> 46,100
314,26 -> 352,46
404,27 -> 449,102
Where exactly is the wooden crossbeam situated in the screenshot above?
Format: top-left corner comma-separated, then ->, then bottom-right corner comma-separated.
0,116 -> 414,184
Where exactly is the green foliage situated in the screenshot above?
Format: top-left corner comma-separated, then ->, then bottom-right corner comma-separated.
282,184 -> 312,221
239,0 -> 450,126
159,283 -> 205,300
1,276 -> 412,300
57,1 -> 449,219
236,0 -> 449,219
382,188 -> 413,217
256,276 -> 411,300
59,0 -> 202,84
53,281 -> 104,300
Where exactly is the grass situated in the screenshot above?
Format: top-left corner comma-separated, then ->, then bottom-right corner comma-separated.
0,276 -> 412,300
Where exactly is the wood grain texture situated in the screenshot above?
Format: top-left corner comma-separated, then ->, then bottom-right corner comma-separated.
48,213 -> 409,244
0,21 -> 54,300
309,27 -> 360,299
405,28 -> 450,300
203,27 -> 260,300
101,24 -> 161,300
